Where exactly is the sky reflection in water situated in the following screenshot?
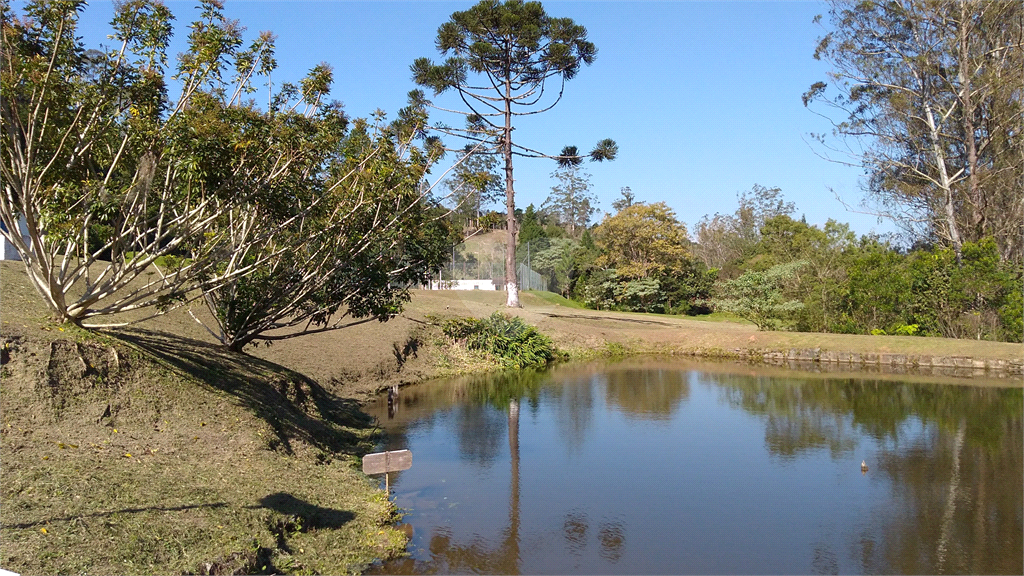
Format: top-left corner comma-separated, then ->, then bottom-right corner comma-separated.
366,360 -> 1023,575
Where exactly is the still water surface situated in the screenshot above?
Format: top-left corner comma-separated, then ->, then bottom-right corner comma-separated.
365,360 -> 1023,574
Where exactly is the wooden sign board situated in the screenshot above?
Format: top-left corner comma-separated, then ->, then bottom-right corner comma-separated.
362,450 -> 412,475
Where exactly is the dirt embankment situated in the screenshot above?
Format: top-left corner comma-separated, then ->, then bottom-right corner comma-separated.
1,263 -> 412,575
2,261 -> 1021,574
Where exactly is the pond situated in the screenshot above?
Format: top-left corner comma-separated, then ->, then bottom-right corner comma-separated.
364,359 -> 1023,575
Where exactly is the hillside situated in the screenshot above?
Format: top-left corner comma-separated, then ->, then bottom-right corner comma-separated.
444,229 -> 507,281
0,263 -> 408,575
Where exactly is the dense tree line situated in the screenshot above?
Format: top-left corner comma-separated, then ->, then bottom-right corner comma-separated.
508,180 -> 1020,342
499,0 -> 1023,343
709,195 -> 1021,341
505,187 -> 715,315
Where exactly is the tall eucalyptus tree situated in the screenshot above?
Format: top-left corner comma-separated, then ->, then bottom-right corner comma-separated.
805,0 -> 1023,263
544,164 -> 595,238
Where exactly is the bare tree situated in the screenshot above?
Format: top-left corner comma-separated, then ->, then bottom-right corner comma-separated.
543,164 -> 596,237
693,184 -> 794,270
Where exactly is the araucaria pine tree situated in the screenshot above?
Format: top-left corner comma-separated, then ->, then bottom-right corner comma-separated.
412,0 -> 616,307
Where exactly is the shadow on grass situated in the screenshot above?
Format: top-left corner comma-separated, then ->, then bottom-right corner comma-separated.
250,492 -> 356,554
3,502 -> 229,529
541,312 -> 676,326
255,492 -> 355,530
107,328 -> 373,457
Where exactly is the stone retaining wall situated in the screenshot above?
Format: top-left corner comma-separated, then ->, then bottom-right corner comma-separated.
743,347 -> 1023,379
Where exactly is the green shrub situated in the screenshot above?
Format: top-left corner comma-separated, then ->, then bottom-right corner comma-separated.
715,261 -> 806,330
999,284 -> 1023,343
604,342 -> 628,357
814,237 -> 1020,341
891,323 -> 920,336
440,317 -> 484,340
441,312 -> 558,369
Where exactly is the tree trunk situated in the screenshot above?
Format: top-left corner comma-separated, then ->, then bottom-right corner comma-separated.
958,1 -> 984,240
503,83 -> 520,307
923,101 -> 964,264
935,422 -> 966,572
505,398 -> 521,568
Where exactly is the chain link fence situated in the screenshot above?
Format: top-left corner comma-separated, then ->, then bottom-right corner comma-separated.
430,239 -> 549,292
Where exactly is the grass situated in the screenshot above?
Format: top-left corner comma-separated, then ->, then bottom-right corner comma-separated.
461,230 -> 504,255
122,251 -> 191,269
522,290 -> 587,309
0,325 -> 406,575
677,310 -> 755,324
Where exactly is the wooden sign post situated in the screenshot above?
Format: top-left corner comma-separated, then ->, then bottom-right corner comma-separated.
362,450 -> 412,495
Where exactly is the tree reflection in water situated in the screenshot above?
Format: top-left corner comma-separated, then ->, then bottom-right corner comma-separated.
708,373 -> 1023,574
455,403 -> 505,468
367,361 -> 1021,575
602,367 -> 690,420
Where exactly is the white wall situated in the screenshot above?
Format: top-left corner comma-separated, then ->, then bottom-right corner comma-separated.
0,217 -> 29,261
428,279 -> 501,291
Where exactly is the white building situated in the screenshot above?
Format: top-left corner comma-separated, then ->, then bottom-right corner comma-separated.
427,279 -> 501,291
0,217 -> 29,261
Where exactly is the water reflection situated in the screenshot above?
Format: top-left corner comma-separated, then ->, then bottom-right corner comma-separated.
596,517 -> 626,563
367,360 -> 1022,575
455,404 -> 505,468
552,378 -> 594,455
870,418 -> 1021,574
602,368 -> 690,421
701,371 -> 1023,574
562,510 -> 588,556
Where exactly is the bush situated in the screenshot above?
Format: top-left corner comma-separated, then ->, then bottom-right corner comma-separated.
999,284 -> 1023,343
891,323 -> 920,336
574,262 -> 716,315
819,237 -> 1020,341
715,261 -> 806,330
440,317 -> 483,340
903,238 -> 1018,340
441,312 -> 558,369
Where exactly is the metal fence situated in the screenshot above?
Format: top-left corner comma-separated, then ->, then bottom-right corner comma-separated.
517,262 -> 548,292
433,239 -> 549,292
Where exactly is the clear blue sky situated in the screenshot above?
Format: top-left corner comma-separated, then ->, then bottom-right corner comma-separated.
73,0 -> 893,237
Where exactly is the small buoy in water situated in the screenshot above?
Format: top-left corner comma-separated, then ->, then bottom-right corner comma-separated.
861,460 -> 869,473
